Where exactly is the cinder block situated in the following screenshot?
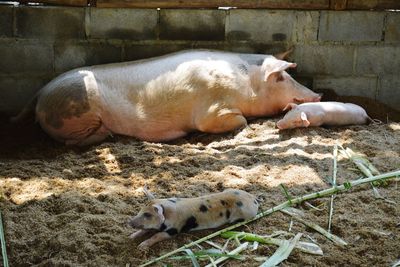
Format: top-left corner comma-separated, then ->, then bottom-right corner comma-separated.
88,8 -> 157,40
16,6 -> 85,39
222,42 -> 287,55
227,10 -> 295,42
0,75 -> 52,114
0,5 -> 13,37
160,9 -> 225,41
292,76 -> 314,89
124,43 -> 192,61
124,42 -> 289,62
377,75 -> 400,111
0,41 -> 53,73
192,42 -> 287,55
356,46 -> 400,75
55,42 -> 122,72
319,11 -> 384,41
356,46 -> 384,74
313,76 -> 377,99
385,12 -> 400,42
295,11 -> 319,42
292,45 -> 354,75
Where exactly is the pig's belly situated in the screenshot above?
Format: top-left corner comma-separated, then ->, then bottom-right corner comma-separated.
101,108 -> 190,142
133,129 -> 188,142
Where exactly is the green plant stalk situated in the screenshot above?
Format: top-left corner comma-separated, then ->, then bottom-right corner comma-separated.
139,170 -> 400,267
221,231 -> 323,255
169,251 -> 241,260
339,146 -> 381,197
280,209 -> 347,246
328,144 -> 338,233
0,211 -> 9,267
203,242 -> 248,267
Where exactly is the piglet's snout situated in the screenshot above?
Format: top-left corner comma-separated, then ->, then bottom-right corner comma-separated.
127,217 -> 141,228
276,120 -> 285,129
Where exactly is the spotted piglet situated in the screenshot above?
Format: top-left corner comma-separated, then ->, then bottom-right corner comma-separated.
128,188 -> 259,249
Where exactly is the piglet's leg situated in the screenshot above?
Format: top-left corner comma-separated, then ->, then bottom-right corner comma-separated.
129,229 -> 150,240
138,232 -> 171,250
196,107 -> 247,134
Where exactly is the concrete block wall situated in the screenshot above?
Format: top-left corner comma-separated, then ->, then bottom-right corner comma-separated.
0,4 -> 399,115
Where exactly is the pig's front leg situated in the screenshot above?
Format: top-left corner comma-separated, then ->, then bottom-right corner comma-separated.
138,232 -> 172,250
196,107 -> 247,134
129,229 -> 150,240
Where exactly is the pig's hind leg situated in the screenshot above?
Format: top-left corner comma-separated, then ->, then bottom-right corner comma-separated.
195,107 -> 247,134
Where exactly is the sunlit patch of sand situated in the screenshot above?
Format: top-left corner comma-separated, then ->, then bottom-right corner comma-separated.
389,122 -> 400,131
97,148 -> 121,174
0,176 -> 137,204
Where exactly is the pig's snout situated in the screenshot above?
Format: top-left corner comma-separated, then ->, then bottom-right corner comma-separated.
303,93 -> 322,103
314,93 -> 323,102
292,82 -> 322,104
127,217 -> 142,228
276,120 -> 285,130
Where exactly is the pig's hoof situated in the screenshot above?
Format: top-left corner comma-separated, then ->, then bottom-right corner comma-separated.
129,233 -> 138,239
138,242 -> 150,251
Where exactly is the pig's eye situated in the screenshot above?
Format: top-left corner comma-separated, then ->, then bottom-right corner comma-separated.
143,212 -> 152,218
276,73 -> 285,82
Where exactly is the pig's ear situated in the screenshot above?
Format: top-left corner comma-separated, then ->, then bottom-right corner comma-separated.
283,103 -> 298,111
262,58 -> 297,82
274,47 -> 294,60
152,204 -> 165,222
143,185 -> 155,200
295,93 -> 322,104
300,112 -> 310,127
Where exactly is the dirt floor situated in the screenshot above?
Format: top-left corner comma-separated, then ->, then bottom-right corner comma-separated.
0,116 -> 399,267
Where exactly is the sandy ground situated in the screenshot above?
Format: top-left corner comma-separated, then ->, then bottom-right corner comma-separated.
0,117 -> 399,267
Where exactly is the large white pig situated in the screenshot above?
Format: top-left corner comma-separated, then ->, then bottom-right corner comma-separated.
13,50 -> 321,145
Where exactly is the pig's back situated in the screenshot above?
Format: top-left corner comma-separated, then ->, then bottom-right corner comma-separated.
302,102 -> 369,125
172,189 -> 258,231
90,50 -> 267,89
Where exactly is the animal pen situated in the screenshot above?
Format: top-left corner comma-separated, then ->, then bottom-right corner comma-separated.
0,0 -> 400,266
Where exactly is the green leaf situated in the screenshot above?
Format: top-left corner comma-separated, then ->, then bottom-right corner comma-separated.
392,259 -> 400,267
260,233 -> 302,267
343,182 -> 352,189
221,231 -> 323,255
169,250 -> 241,261
183,249 -> 200,267
279,184 -> 292,204
0,211 -> 9,267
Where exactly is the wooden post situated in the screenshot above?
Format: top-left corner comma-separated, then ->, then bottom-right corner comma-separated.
330,0 -> 348,10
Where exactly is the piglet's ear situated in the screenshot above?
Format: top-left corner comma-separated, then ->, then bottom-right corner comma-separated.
152,204 -> 165,222
143,185 -> 155,200
283,103 -> 298,111
300,112 -> 310,127
262,57 -> 297,82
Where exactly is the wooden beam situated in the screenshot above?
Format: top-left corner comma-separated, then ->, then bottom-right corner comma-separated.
18,0 -> 89,6
330,0 -> 348,10
16,0 -> 400,10
96,0 -> 330,9
346,0 -> 400,10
